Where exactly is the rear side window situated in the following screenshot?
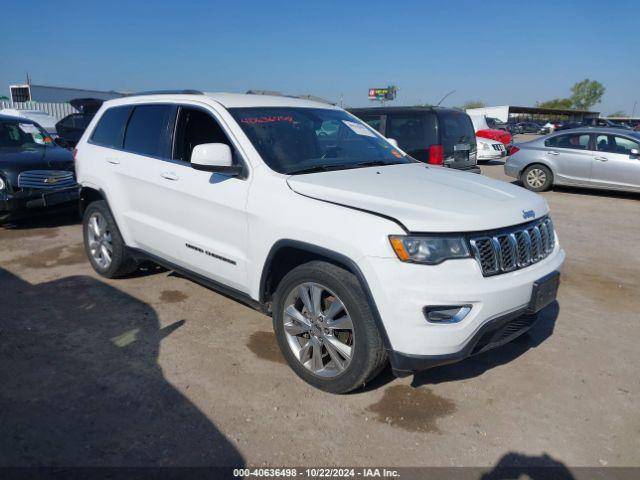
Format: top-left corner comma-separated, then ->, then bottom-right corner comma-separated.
123,105 -> 175,158
545,133 -> 591,150
90,106 -> 132,148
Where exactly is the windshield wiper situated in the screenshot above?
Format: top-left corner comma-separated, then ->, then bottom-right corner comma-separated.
287,164 -> 349,175
287,160 -> 407,175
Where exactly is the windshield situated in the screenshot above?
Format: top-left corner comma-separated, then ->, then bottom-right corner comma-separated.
0,120 -> 51,150
230,107 -> 413,174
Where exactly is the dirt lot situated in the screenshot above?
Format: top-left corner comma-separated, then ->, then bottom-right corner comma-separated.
1,144 -> 639,470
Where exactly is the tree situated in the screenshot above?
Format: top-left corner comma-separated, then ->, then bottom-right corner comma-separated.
459,100 -> 486,110
607,111 -> 627,118
536,98 -> 573,109
569,79 -> 605,110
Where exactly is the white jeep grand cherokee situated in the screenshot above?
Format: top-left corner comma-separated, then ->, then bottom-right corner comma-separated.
75,91 -> 565,393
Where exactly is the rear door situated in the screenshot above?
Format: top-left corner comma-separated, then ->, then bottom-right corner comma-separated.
543,132 -> 594,185
437,110 -> 478,170
591,134 -> 640,191
385,112 -> 437,163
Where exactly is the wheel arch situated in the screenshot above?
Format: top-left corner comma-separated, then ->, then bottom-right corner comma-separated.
259,239 -> 393,351
79,186 -> 106,216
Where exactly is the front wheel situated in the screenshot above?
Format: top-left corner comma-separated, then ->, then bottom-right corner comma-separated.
272,261 -> 387,393
522,164 -> 553,192
82,200 -> 138,278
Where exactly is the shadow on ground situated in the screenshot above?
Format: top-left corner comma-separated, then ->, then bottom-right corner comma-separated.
0,268 -> 244,467
0,207 -> 80,230
481,451 -> 574,479
412,302 -> 560,388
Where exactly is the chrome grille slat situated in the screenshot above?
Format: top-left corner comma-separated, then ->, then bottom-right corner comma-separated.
17,170 -> 76,189
469,217 -> 556,277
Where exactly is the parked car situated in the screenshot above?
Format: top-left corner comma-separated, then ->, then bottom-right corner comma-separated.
582,117 -> 631,130
75,91 -> 564,393
468,114 -> 513,150
0,114 -> 78,222
0,108 -> 58,135
349,106 -> 479,172
476,136 -> 507,162
485,116 -> 509,131
505,128 -> 640,193
512,122 -> 542,134
55,98 -> 104,148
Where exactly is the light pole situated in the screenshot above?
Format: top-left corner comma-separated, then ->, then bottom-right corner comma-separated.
632,101 -> 637,118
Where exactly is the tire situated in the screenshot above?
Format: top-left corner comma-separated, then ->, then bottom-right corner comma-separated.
272,261 -> 387,394
82,200 -> 137,278
522,164 -> 553,192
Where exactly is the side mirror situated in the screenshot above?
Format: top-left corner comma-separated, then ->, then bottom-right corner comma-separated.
191,143 -> 243,175
387,138 -> 399,148
630,148 -> 639,157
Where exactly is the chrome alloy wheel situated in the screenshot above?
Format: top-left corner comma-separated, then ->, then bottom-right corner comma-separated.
282,282 -> 354,378
86,211 -> 113,269
526,168 -> 547,188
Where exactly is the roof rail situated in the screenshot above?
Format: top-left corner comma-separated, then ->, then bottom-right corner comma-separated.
124,89 -> 204,97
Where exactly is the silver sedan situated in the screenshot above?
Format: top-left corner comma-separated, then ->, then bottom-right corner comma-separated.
505,128 -> 640,193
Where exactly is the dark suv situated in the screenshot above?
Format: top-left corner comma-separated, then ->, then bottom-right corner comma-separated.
55,98 -> 104,148
349,107 -> 479,172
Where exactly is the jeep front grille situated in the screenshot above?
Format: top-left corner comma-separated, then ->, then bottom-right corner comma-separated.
17,170 -> 76,189
469,217 -> 555,276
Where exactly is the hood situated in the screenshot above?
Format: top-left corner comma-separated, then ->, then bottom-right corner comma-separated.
287,163 -> 548,233
0,146 -> 74,184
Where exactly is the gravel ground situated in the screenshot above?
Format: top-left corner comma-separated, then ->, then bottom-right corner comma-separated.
1,144 -> 639,471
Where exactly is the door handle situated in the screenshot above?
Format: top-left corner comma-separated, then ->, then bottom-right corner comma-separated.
106,158 -> 120,165
594,156 -> 608,162
160,172 -> 179,181
547,151 -> 559,156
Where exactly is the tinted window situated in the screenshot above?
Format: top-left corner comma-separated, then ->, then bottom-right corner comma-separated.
123,105 -> 175,158
545,133 -> 591,150
438,111 -> 477,155
386,113 -> 437,162
91,106 -> 132,148
173,107 -> 232,163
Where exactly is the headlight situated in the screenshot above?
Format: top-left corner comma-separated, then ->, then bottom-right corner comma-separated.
482,143 -> 490,150
0,177 -> 5,191
389,235 -> 470,264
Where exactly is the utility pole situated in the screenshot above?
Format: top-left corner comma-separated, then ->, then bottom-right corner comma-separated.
632,101 -> 637,118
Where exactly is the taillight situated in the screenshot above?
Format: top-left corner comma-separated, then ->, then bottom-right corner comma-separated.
428,144 -> 444,165
509,146 -> 520,155
72,148 -> 78,161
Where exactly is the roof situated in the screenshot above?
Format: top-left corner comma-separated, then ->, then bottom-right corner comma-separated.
347,105 -> 459,114
102,92 -> 339,110
508,105 -> 599,116
549,127 -> 640,137
0,113 -> 37,122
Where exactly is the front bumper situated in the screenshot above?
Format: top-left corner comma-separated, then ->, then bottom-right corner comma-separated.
0,186 -> 79,215
389,305 -> 542,375
359,245 -> 565,368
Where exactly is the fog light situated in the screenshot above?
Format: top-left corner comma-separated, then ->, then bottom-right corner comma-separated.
423,305 -> 472,324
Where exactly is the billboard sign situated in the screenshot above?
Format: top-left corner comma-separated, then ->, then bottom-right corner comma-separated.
368,86 -> 396,101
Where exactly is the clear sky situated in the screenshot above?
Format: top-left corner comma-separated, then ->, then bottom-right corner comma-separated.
2,0 -> 637,114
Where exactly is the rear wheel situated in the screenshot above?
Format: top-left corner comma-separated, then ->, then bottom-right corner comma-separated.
83,200 -> 137,278
522,164 -> 553,192
272,261 -> 387,393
